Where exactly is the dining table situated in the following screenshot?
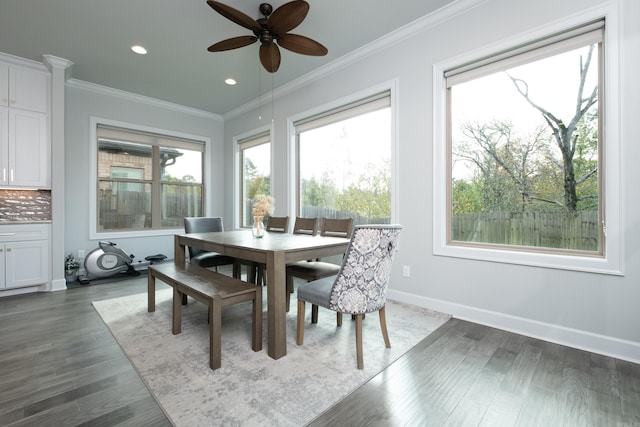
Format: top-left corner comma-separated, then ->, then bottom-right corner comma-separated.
173,229 -> 350,359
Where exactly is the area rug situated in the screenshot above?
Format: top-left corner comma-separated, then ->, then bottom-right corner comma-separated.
92,286 -> 450,426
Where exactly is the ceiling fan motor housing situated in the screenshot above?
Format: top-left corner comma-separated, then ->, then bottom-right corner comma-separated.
259,3 -> 273,17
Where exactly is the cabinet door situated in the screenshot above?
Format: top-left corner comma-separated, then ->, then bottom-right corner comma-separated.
8,109 -> 49,188
4,240 -> 48,289
0,64 -> 8,107
0,246 -> 5,289
8,65 -> 48,113
0,107 -> 7,185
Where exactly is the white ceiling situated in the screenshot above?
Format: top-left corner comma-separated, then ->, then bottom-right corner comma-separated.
0,0 -> 454,115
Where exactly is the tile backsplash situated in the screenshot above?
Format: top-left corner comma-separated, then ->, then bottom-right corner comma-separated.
0,189 -> 52,222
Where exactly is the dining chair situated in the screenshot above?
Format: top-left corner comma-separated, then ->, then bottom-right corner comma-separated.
183,217 -> 237,274
285,217 -> 353,311
183,217 -> 240,305
265,216 -> 290,233
296,224 -> 402,369
254,216 -> 291,285
291,216 -> 318,235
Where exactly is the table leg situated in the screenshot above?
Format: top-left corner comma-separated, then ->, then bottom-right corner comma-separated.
174,234 -> 186,266
147,269 -> 155,312
172,287 -> 182,335
266,250 -> 286,359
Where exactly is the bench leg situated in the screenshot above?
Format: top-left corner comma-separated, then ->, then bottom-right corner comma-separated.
210,297 -> 222,370
252,287 -> 263,352
172,287 -> 182,335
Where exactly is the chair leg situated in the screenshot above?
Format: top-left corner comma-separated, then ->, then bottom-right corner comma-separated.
286,275 -> 294,312
296,300 -> 306,345
379,306 -> 391,348
355,313 -> 364,369
232,261 -> 241,279
311,304 -> 319,324
337,312 -> 342,326
257,265 -> 264,287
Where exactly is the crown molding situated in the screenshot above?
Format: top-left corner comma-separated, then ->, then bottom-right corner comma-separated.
0,51 -> 49,72
67,78 -> 224,121
42,55 -> 74,80
223,0 -> 488,120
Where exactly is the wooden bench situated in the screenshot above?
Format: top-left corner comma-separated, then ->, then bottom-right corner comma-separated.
147,262 -> 262,370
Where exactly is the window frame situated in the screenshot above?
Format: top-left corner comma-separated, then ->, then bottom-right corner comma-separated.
287,80 -> 399,223
432,5 -> 623,275
233,124 -> 274,229
89,117 -> 209,239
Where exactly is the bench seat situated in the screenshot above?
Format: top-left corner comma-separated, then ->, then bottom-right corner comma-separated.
148,262 -> 262,369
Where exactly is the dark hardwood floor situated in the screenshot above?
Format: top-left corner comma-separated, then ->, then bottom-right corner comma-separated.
1,276 -> 639,426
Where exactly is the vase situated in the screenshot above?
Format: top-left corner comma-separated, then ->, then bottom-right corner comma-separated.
252,216 -> 265,238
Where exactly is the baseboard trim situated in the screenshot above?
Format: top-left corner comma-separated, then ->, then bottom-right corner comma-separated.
387,289 -> 640,364
50,278 -> 68,292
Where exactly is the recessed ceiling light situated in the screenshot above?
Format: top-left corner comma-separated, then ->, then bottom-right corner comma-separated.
131,45 -> 147,55
225,78 -> 237,85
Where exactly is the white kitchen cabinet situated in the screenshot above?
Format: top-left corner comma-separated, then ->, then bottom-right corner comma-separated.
0,62 -> 48,113
0,224 -> 50,290
0,60 -> 49,189
0,108 -> 49,187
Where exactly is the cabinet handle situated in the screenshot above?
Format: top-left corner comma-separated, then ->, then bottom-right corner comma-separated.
0,233 -> 16,236
6,248 -> 11,252
10,169 -> 14,182
2,168 -> 5,182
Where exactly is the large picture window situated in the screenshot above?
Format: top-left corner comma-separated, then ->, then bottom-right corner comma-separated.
95,124 -> 204,234
293,91 -> 392,225
434,14 -> 623,275
238,131 -> 271,228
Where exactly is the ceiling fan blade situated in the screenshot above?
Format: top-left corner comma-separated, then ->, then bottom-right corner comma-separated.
268,0 -> 309,34
277,34 -> 328,56
259,43 -> 281,73
208,36 -> 257,52
206,1 -> 260,31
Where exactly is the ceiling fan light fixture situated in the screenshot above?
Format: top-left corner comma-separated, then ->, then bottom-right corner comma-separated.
206,0 -> 327,73
131,45 -> 148,55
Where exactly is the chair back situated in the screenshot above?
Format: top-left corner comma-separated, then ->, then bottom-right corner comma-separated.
329,224 -> 402,314
320,218 -> 354,238
184,217 -> 224,257
292,217 -> 318,235
266,216 -> 289,233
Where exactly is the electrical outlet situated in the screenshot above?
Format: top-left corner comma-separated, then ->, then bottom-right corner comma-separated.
402,265 -> 410,277
78,249 -> 85,259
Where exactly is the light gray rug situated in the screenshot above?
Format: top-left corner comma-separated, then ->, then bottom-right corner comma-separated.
93,285 -> 450,426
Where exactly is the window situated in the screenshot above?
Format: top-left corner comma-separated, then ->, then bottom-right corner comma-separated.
238,131 -> 271,228
293,90 -> 393,225
434,12 -> 623,275
95,123 -> 205,234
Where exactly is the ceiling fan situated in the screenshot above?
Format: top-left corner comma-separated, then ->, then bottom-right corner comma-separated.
206,0 -> 328,73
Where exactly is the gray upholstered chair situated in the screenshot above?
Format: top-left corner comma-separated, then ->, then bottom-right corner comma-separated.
296,224 -> 402,369
285,217 -> 353,311
183,217 -> 237,274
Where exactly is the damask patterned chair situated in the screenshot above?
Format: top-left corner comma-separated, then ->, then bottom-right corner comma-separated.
296,224 -> 402,369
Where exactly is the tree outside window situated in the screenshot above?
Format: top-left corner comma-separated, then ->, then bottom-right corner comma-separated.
448,36 -> 602,254
296,95 -> 392,225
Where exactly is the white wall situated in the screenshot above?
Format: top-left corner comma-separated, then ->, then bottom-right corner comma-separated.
64,82 -> 225,267
223,0 -> 640,361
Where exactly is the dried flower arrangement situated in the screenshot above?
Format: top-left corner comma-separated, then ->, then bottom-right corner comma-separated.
251,194 -> 275,218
